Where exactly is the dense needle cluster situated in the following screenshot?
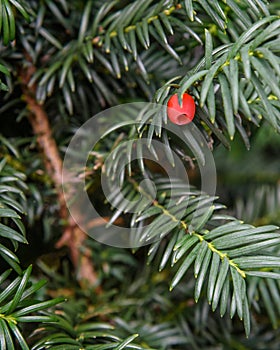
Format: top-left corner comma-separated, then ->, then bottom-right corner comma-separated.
0,0 -> 279,349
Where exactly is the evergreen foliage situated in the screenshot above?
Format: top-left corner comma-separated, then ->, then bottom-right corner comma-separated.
0,0 -> 280,348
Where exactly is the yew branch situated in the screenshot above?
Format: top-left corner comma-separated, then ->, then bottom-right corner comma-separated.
20,62 -> 100,289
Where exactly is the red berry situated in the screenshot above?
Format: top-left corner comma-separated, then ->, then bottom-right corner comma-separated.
167,93 -> 196,125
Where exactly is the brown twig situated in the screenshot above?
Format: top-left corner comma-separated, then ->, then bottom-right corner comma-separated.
20,60 -> 100,291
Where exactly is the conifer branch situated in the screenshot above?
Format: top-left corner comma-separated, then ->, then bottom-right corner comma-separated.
19,56 -> 100,290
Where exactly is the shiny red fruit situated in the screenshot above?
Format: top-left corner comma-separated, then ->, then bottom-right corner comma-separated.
167,93 -> 196,125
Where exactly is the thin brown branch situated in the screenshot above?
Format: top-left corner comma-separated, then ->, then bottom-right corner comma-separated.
20,60 -> 100,291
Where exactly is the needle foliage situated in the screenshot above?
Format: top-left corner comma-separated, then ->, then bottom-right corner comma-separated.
0,0 -> 280,349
